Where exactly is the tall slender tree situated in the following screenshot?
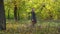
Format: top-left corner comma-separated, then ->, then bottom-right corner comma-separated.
14,1 -> 18,21
0,0 -> 6,30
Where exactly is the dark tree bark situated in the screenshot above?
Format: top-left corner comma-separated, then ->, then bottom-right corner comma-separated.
0,0 -> 6,30
14,5 -> 18,21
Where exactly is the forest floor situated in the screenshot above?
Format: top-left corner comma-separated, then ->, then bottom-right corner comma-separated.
0,20 -> 60,34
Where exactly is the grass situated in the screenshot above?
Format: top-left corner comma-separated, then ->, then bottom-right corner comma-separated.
0,20 -> 60,34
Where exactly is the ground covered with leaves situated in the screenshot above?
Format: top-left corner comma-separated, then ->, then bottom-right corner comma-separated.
0,20 -> 60,34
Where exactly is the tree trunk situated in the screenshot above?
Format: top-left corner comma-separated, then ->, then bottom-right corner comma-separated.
0,0 -> 6,30
14,5 -> 18,21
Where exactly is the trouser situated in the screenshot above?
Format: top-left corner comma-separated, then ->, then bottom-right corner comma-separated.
32,20 -> 36,26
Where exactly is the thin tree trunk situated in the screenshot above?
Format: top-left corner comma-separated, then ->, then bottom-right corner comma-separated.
0,0 -> 6,30
14,5 -> 18,21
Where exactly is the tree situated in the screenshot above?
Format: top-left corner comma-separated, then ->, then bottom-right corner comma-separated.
14,1 -> 18,21
0,0 -> 6,30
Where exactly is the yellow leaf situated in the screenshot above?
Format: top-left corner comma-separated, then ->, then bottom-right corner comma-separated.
46,5 -> 51,9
